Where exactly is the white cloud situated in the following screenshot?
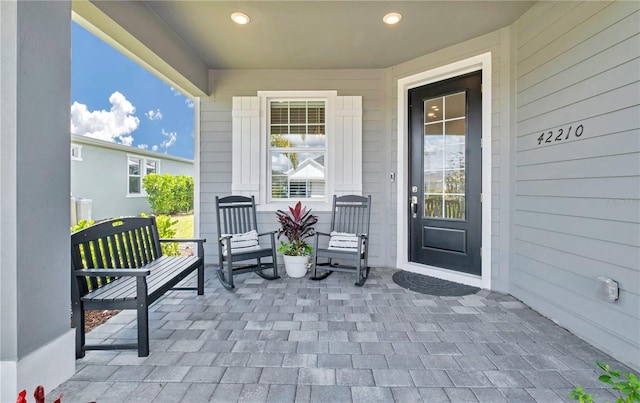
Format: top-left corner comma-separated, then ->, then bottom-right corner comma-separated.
70,91 -> 140,145
120,135 -> 134,146
138,144 -> 149,150
169,87 -> 182,97
145,109 -> 163,120
159,129 -> 177,151
185,98 -> 194,109
152,145 -> 158,151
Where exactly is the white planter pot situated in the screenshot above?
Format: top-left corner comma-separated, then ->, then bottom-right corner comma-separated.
282,255 -> 309,278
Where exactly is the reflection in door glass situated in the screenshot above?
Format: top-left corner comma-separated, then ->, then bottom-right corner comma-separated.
423,92 -> 466,220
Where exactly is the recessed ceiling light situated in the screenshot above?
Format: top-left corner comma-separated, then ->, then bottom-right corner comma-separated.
231,12 -> 250,25
383,12 -> 402,25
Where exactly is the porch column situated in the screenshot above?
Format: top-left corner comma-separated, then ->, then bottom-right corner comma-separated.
0,1 -> 75,400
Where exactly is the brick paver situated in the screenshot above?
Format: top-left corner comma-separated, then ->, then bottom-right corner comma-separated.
50,267 -> 631,402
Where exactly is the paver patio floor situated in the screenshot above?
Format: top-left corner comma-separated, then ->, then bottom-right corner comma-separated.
50,267 -> 632,402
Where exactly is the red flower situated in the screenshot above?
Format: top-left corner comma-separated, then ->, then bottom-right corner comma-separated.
16,390 -> 27,403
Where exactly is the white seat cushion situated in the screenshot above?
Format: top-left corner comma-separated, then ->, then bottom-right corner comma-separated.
221,230 -> 260,255
327,231 -> 365,251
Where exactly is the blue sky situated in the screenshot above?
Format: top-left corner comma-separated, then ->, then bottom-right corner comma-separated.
71,22 -> 194,160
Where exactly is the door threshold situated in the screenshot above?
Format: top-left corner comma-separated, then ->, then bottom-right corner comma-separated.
398,262 -> 482,288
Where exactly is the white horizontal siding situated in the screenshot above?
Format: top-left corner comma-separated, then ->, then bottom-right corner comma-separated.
514,1 -> 640,371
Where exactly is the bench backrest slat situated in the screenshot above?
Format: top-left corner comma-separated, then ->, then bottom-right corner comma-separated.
71,216 -> 161,298
131,227 -> 145,266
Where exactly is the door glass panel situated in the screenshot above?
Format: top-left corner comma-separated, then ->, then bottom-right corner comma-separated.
423,91 -> 466,220
445,196 -> 465,219
425,171 -> 444,193
425,122 -> 443,136
445,169 -> 465,194
424,195 -> 443,218
445,119 -> 465,139
424,145 -> 443,171
424,98 -> 443,123
445,92 -> 465,119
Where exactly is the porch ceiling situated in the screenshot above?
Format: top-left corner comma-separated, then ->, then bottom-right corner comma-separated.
143,1 -> 535,70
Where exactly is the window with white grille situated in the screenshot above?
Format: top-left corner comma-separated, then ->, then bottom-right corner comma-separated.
232,91 -> 362,211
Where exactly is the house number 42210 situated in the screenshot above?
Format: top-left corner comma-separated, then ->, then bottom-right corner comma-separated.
537,124 -> 584,145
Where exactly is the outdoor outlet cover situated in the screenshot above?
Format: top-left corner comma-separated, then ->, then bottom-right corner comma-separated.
596,276 -> 619,302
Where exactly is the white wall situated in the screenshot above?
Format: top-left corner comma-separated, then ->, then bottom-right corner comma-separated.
0,1 -> 75,399
513,0 -> 640,371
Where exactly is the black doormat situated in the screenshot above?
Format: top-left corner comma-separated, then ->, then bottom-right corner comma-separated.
392,271 -> 480,296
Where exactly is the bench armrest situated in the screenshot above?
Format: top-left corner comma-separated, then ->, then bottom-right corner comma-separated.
160,238 -> 206,257
315,231 -> 331,238
74,268 -> 150,277
159,238 -> 206,244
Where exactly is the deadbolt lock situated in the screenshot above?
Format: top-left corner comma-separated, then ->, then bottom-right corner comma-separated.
411,196 -> 418,218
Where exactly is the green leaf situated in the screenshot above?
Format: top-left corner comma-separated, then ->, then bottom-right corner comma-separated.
600,375 -> 614,384
570,386 -> 594,403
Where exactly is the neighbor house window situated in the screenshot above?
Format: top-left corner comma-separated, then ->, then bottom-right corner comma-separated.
269,100 -> 326,201
232,91 -> 362,210
128,155 -> 159,196
71,144 -> 82,161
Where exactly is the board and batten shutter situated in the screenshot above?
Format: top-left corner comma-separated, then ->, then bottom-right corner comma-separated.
231,96 -> 261,202
333,96 -> 363,195
231,94 -> 362,205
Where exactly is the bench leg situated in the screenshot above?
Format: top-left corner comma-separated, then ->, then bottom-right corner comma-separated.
72,301 -> 85,358
136,278 -> 150,357
137,300 -> 149,357
197,262 -> 204,295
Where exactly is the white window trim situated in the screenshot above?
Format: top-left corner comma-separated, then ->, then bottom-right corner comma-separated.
126,154 -> 160,198
71,144 -> 83,161
396,52 -> 492,290
258,91 -> 336,211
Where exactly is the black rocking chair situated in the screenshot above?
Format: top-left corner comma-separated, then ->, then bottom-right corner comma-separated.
215,195 -> 280,289
310,194 -> 372,286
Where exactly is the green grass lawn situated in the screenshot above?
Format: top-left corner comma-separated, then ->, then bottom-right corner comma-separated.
172,214 -> 194,238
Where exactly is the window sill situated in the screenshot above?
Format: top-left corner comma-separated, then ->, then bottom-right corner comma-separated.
126,194 -> 147,198
257,200 -> 332,213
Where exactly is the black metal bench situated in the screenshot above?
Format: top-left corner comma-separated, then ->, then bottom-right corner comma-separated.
71,216 -> 205,358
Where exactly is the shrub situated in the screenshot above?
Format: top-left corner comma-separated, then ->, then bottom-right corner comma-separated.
570,361 -> 640,403
141,213 -> 180,256
142,174 -> 193,215
71,219 -> 94,233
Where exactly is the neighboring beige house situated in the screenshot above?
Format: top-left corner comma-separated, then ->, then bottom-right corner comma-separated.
1,1 -> 638,399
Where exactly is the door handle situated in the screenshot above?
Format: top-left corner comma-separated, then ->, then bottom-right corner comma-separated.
411,196 -> 418,218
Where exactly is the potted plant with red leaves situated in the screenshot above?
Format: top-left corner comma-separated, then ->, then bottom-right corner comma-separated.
275,201 -> 318,278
